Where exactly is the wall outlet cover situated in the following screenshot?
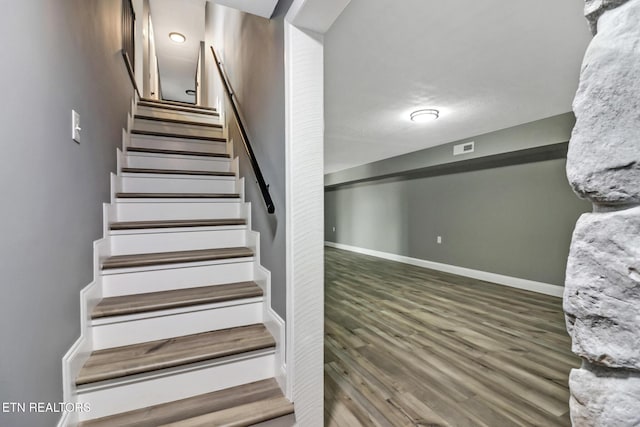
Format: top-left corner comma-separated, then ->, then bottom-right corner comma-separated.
72,110 -> 81,143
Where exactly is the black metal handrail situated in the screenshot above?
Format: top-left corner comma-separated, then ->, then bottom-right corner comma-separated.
210,46 -> 275,214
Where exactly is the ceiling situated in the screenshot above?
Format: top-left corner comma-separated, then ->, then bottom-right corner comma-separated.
214,0 -> 280,19
150,0 -> 206,103
324,0 -> 593,174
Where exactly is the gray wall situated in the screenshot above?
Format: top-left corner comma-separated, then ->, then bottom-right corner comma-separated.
325,119 -> 591,286
325,113 -> 577,186
205,1 -> 293,319
0,1 -> 133,426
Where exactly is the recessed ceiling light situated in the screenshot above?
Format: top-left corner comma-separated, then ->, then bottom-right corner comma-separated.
185,89 -> 196,96
410,109 -> 440,123
169,32 -> 186,43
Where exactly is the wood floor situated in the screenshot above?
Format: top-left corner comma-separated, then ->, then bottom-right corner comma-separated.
324,247 -> 578,427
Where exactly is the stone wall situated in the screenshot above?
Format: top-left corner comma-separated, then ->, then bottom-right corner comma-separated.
564,0 -> 640,425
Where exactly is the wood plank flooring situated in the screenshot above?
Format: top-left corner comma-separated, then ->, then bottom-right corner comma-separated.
77,324 -> 275,385
324,247 -> 578,427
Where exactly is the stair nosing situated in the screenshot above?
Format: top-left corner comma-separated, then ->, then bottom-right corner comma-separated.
101,247 -> 254,270
137,102 -> 219,116
121,167 -> 235,177
115,192 -> 240,199
140,98 -> 217,111
75,324 -> 275,386
134,115 -> 223,129
76,379 -> 284,427
131,129 -> 227,142
126,146 -> 230,158
110,218 -> 247,231
92,281 -> 263,319
161,396 -> 294,427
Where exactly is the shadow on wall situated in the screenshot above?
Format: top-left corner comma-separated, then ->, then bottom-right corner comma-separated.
331,177 -> 410,256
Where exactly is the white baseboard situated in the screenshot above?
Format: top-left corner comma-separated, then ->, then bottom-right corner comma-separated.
325,241 -> 564,298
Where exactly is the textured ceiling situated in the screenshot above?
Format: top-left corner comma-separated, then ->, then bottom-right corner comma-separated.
150,0 -> 206,103
324,0 -> 593,174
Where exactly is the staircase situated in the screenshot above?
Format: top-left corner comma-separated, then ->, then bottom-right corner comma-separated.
62,98 -> 293,426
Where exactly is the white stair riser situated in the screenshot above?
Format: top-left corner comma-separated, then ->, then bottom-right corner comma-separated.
136,106 -> 220,124
116,201 -> 242,221
92,300 -> 264,349
130,135 -> 227,154
110,229 -> 247,255
120,175 -> 236,194
125,153 -> 232,172
102,261 -> 255,297
76,353 -> 276,421
134,119 -> 224,139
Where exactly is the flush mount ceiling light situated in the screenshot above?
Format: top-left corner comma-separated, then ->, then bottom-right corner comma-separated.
410,109 -> 440,123
169,32 -> 186,43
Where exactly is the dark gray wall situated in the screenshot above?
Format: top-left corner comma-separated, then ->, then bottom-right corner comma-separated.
205,0 -> 293,319
325,119 -> 591,286
0,1 -> 133,426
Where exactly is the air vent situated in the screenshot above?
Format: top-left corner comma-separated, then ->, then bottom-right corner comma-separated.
453,141 -> 475,156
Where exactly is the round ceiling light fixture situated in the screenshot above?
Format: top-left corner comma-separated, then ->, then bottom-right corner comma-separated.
169,32 -> 186,43
410,109 -> 440,123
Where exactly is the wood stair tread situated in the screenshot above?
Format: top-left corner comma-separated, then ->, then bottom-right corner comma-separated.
76,324 -> 275,386
101,247 -> 254,270
77,379 -> 286,427
110,218 -> 246,230
92,281 -> 263,319
162,396 -> 294,427
126,146 -> 230,158
137,101 -> 220,116
116,192 -> 240,199
140,98 -> 217,111
134,115 -> 223,128
121,167 -> 235,177
131,129 -> 227,142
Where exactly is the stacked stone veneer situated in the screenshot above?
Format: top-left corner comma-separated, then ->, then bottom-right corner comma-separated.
564,0 -> 640,425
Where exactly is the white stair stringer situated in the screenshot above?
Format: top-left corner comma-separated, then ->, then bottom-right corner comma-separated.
60,100 -> 287,426
60,207 -> 111,427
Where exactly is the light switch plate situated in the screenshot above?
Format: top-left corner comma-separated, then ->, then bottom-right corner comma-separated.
72,110 -> 81,143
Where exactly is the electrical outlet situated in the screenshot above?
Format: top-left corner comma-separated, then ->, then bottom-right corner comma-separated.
437,236 -> 442,244
72,110 -> 81,143
332,227 -> 336,232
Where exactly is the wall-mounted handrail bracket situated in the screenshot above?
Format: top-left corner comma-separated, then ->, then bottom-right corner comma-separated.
210,46 -> 275,214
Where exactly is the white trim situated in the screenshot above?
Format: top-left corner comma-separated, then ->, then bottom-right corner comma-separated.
56,410 -> 71,427
284,2 -> 348,425
60,237 -> 110,427
325,241 -> 564,298
265,305 -> 287,393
